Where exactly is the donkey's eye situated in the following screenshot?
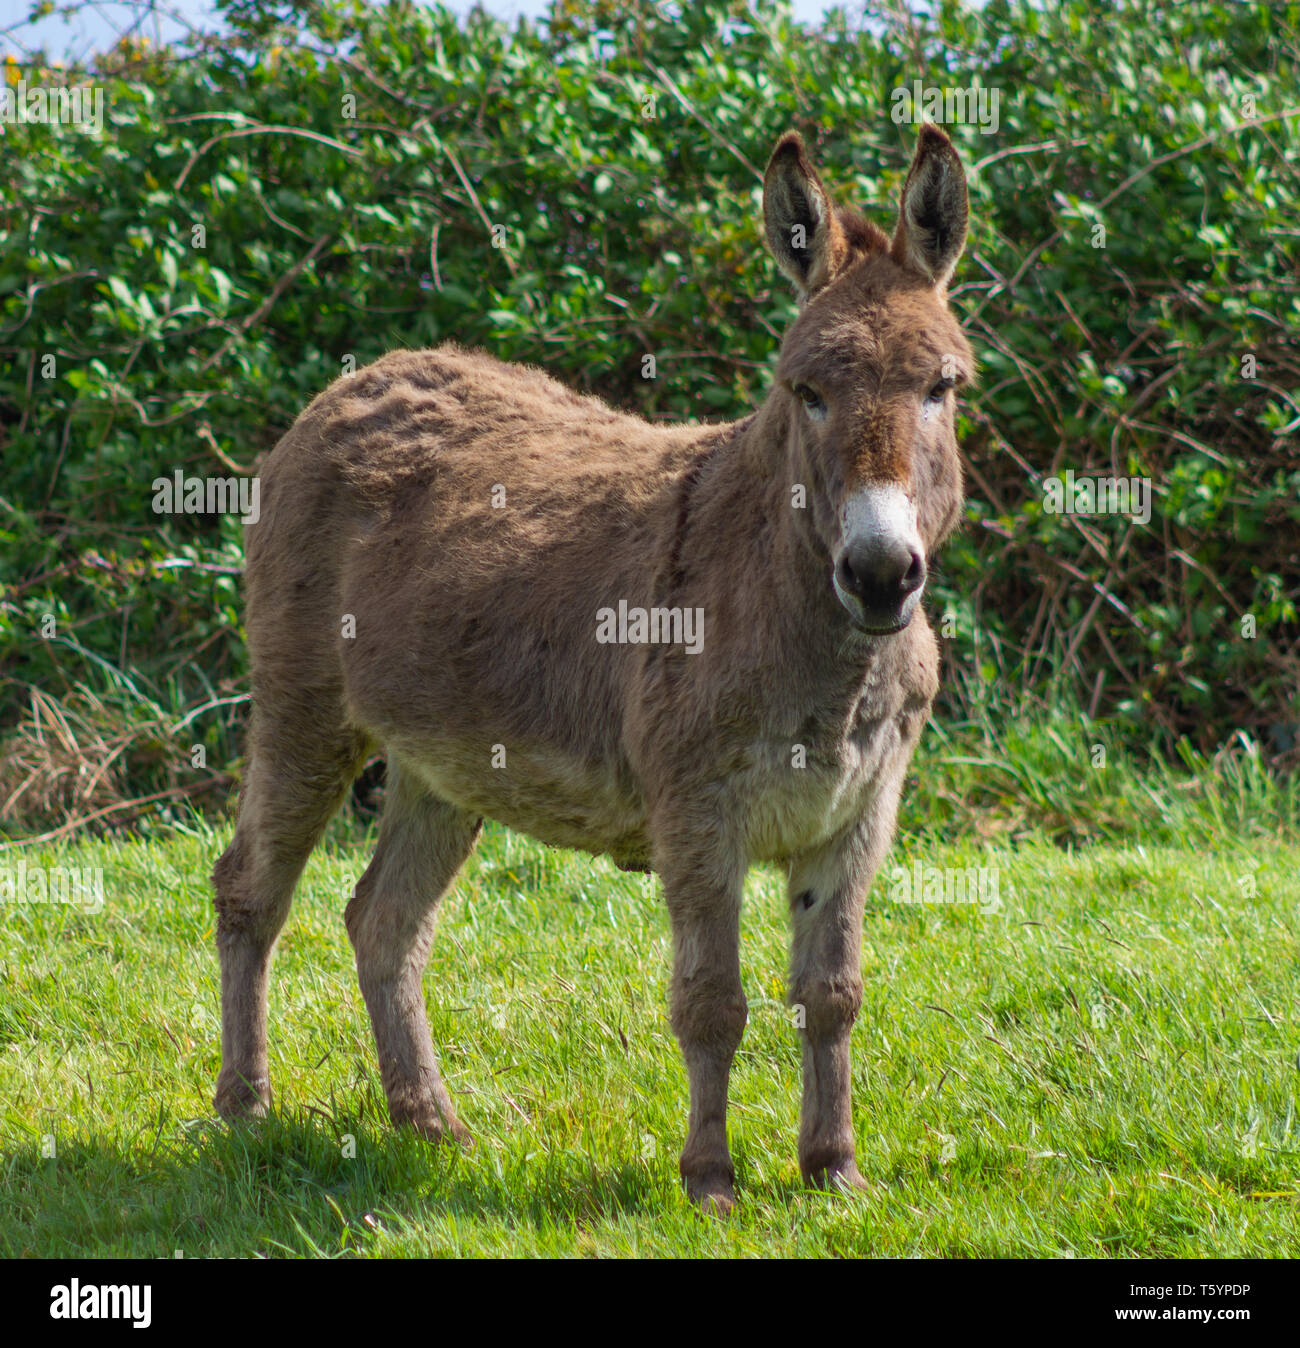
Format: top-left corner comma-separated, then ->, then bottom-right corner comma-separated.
793,384 -> 827,422
925,378 -> 955,404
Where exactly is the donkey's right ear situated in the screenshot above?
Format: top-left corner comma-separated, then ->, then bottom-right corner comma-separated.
763,132 -> 849,301
891,123 -> 968,289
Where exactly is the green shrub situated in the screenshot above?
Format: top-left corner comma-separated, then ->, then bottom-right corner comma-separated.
1,0 -> 1297,833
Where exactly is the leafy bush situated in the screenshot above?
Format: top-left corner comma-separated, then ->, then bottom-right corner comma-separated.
1,0 -> 1297,835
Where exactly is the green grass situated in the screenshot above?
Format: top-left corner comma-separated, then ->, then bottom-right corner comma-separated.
1,806 -> 1298,1257
899,694 -> 1300,848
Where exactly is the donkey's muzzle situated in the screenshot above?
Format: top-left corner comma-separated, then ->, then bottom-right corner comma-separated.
834,536 -> 926,633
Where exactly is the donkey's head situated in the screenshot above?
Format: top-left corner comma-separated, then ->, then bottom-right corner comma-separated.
763,124 -> 973,634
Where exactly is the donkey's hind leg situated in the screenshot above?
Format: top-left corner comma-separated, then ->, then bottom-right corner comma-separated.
212,706 -> 368,1119
345,758 -> 481,1142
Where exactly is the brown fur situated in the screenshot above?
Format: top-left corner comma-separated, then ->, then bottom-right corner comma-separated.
212,125 -> 973,1212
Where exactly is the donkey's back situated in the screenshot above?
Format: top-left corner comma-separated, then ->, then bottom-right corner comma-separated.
243,342 -> 723,860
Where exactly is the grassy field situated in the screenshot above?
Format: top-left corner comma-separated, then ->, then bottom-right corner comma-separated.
1,773 -> 1298,1256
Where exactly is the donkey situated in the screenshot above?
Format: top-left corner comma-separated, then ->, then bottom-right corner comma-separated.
212,123 -> 972,1213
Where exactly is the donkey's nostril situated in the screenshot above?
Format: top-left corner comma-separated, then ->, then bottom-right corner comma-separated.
839,539 -> 925,603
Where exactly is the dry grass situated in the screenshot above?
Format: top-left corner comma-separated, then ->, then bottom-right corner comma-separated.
0,683 -> 227,845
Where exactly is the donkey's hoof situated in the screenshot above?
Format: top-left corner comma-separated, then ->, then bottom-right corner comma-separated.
803,1156 -> 869,1193
391,1101 -> 473,1148
697,1189 -> 737,1218
685,1171 -> 737,1217
214,1072 -> 271,1120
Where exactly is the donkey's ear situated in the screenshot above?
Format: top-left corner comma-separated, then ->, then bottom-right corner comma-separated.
763,132 -> 849,300
891,123 -> 968,288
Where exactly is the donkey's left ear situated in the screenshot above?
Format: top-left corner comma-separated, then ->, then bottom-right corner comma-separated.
891,123 -> 968,288
763,132 -> 850,301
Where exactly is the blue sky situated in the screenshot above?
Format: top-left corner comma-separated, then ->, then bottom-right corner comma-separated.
10,1 -> 865,64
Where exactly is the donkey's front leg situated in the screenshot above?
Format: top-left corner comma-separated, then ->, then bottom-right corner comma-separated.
787,814 -> 893,1191
657,840 -> 748,1215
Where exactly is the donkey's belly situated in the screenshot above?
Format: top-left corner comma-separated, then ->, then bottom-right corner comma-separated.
384,703 -> 916,870
398,738 -> 651,866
